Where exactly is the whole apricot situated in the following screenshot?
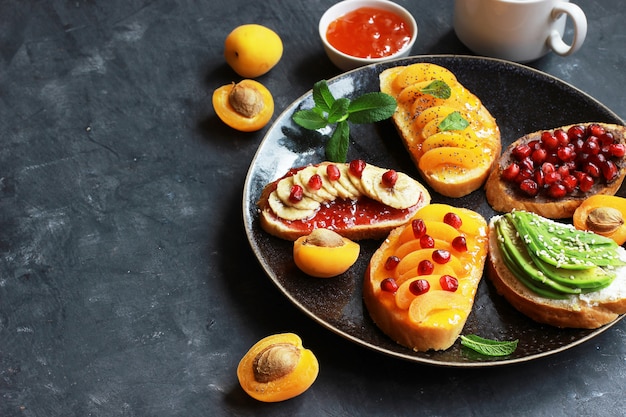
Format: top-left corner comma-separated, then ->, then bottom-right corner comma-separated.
293,228 -> 360,278
224,24 -> 283,78
212,79 -> 274,132
237,333 -> 319,402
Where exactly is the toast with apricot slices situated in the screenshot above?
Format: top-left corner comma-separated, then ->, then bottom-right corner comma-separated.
257,160 -> 431,241
485,122 -> 626,219
363,203 -> 488,352
379,63 -> 501,198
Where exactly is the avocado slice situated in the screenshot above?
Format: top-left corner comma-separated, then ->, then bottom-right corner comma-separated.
496,217 -> 580,297
506,211 -> 625,269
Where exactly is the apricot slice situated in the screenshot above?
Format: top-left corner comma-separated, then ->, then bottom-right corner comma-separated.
237,333 -> 319,402
396,248 -> 466,279
421,131 -> 480,154
391,63 -> 458,92
573,195 -> 626,245
413,105 -> 457,133
213,79 -> 274,132
395,275 -> 444,309
293,228 -> 360,278
408,291 -> 467,324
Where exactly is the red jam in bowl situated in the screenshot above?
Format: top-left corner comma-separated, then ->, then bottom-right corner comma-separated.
326,6 -> 412,59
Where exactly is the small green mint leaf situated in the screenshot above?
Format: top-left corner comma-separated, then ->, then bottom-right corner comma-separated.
460,335 -> 518,357
325,120 -> 350,162
328,97 -> 350,124
439,111 -> 469,131
312,80 -> 335,113
420,80 -> 452,99
292,109 -> 329,130
347,92 -> 397,124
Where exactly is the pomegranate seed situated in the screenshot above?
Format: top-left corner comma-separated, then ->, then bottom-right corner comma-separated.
579,174 -> 595,192
583,137 -> 600,155
502,163 -> 520,181
584,162 -> 601,178
541,162 -> 556,174
557,145 -> 575,162
557,165 -> 570,177
541,131 -> 559,150
417,259 -> 434,275
555,129 -> 569,146
588,123 -> 605,137
440,275 -> 459,292
512,144 -> 532,160
452,235 -> 468,252
609,143 -> 626,158
515,168 -> 533,183
443,212 -> 462,229
420,234 -> 435,249
381,278 -> 398,293
289,184 -> 304,202
599,132 -> 615,147
349,159 -> 366,178
327,164 -> 341,181
520,157 -> 534,171
531,148 -> 547,164
308,174 -> 322,190
432,249 -> 451,264
602,160 -> 619,182
384,256 -> 400,270
412,219 -> 427,238
562,174 -> 578,192
519,179 -> 539,197
547,183 -> 567,199
382,169 -> 398,187
544,171 -> 561,185
567,125 -> 585,140
409,279 -> 430,296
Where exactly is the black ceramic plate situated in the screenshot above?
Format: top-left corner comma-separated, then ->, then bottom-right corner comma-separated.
242,55 -> 625,367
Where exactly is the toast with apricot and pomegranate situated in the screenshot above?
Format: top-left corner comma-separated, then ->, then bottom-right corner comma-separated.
379,63 -> 501,198
363,204 -> 488,352
257,160 -> 431,241
485,122 -> 626,219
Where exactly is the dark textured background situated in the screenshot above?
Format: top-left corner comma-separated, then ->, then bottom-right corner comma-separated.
1,1 -> 624,416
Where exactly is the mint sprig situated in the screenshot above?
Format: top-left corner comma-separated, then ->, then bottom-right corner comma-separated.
420,80 -> 451,99
460,334 -> 519,357
439,111 -> 469,132
292,80 -> 397,162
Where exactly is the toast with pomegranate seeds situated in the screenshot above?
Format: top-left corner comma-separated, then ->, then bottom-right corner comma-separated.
257,160 -> 431,241
363,204 -> 489,352
485,123 -> 626,219
379,63 -> 501,198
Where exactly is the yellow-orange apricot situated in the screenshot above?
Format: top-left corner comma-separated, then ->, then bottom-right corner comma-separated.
213,79 -> 274,132
237,333 -> 319,402
573,194 -> 626,245
293,228 -> 360,278
224,24 -> 283,78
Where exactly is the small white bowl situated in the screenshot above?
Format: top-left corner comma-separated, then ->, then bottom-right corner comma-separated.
319,0 -> 418,71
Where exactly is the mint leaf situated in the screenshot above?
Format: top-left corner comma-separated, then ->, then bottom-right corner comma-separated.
328,97 -> 350,124
439,111 -> 469,131
325,120 -> 350,162
347,92 -> 397,124
312,80 -> 335,113
292,108 -> 328,130
460,335 -> 518,357
420,80 -> 451,99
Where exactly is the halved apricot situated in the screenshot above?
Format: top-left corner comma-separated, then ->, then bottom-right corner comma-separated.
573,194 -> 626,245
213,79 -> 274,132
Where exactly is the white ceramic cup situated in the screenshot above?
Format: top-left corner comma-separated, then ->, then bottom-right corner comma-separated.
453,0 -> 587,63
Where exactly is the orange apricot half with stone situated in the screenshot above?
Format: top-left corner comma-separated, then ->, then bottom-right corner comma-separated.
213,79 -> 274,132
573,194 -> 626,245
237,333 -> 319,402
293,228 -> 360,278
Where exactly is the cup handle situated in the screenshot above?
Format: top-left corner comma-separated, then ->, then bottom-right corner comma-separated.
547,2 -> 588,56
